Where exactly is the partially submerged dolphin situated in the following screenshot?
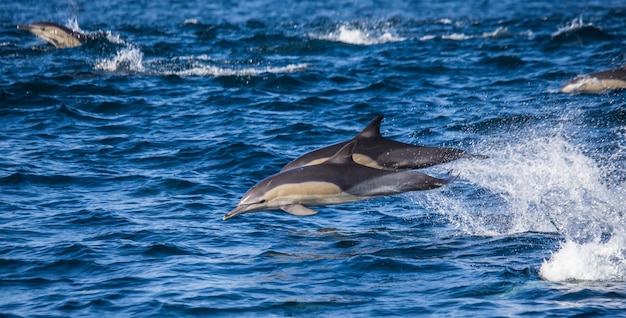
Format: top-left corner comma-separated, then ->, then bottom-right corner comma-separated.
17,21 -> 104,48
224,141 -> 456,220
560,67 -> 626,93
281,115 -> 484,171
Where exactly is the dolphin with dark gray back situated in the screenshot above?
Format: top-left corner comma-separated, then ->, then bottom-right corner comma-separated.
281,115 -> 485,171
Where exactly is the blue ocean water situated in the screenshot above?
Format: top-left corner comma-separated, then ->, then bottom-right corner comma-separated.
1,0 -> 626,316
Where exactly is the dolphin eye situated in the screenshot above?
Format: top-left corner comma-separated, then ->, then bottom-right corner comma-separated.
248,198 -> 266,205
241,195 -> 265,205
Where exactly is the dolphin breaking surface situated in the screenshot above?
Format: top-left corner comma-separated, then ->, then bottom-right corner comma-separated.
560,67 -> 626,93
17,21 -> 105,48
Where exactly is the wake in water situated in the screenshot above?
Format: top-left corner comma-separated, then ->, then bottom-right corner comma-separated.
420,26 -> 516,41
47,16 -> 304,77
94,47 -> 308,76
416,123 -> 626,282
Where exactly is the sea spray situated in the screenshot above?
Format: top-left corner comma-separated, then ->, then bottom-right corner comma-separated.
65,17 -> 82,34
312,23 -> 406,45
166,63 -> 309,77
539,125 -> 626,282
540,232 -> 626,282
415,132 -> 625,282
94,47 -> 307,76
94,46 -> 145,73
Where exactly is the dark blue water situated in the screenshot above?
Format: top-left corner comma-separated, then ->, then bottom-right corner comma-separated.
2,1 -> 626,316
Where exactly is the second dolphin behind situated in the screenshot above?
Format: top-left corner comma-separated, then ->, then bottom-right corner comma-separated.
281,115 -> 485,171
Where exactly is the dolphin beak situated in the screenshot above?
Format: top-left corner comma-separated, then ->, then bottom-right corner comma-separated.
17,25 -> 32,31
223,205 -> 252,221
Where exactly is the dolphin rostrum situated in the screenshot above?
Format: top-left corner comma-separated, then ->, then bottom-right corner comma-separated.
281,115 -> 484,171
17,22 -> 105,48
224,141 -> 456,220
560,67 -> 626,93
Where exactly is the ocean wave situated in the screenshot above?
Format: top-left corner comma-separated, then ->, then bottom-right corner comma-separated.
550,16 -> 611,43
552,16 -> 596,38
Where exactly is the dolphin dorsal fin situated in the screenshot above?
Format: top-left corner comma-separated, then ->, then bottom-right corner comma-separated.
326,140 -> 358,164
356,115 -> 384,139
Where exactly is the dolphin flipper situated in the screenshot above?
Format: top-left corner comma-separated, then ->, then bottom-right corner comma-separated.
281,204 -> 319,216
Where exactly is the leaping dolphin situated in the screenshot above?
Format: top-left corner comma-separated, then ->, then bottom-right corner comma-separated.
17,22 -> 105,48
224,141 -> 456,220
560,67 -> 626,93
281,115 -> 484,171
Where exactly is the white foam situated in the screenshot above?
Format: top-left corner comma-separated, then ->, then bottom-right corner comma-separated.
419,35 -> 437,41
94,48 -> 307,77
540,233 -> 626,282
415,128 -> 625,282
105,32 -> 128,45
482,27 -> 512,38
183,19 -> 199,25
441,33 -> 473,40
94,47 -> 145,73
439,135 -> 608,234
424,27 -> 513,41
165,63 -> 309,77
539,126 -> 626,282
315,24 -> 406,45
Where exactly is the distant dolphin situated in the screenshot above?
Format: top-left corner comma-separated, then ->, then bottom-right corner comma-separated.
17,21 -> 104,48
281,115 -> 484,171
223,141 -> 456,220
560,67 -> 626,93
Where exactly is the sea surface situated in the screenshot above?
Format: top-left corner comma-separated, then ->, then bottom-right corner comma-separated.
1,0 -> 626,317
